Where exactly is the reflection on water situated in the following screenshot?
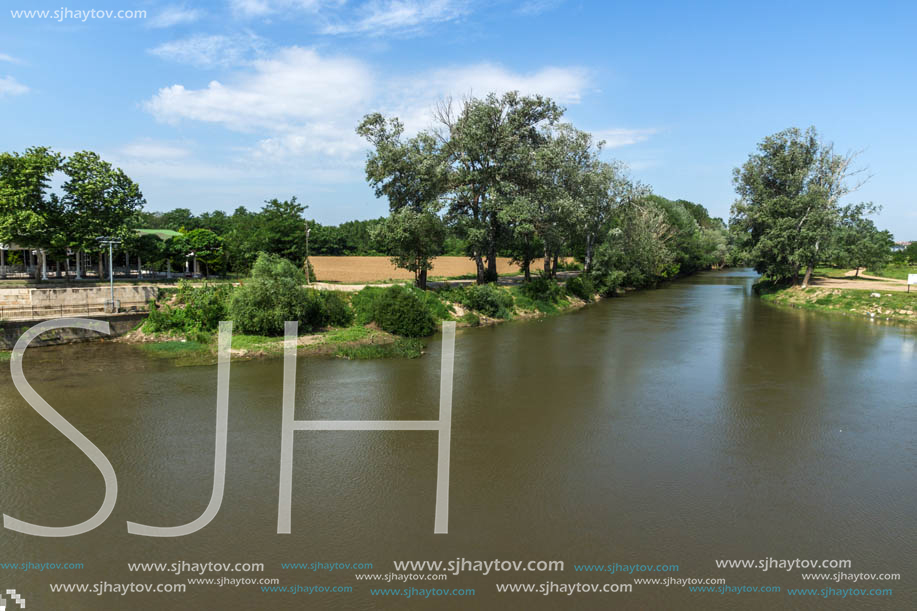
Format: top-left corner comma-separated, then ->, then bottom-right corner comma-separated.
0,269 -> 914,609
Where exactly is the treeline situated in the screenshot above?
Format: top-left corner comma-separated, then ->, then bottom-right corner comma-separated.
2,91 -> 729,288
357,91 -> 728,291
729,127 -> 895,284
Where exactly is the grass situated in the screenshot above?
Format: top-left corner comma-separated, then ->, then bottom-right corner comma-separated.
0,350 -> 11,362
760,285 -> 917,325
868,265 -> 917,281
335,337 -> 424,359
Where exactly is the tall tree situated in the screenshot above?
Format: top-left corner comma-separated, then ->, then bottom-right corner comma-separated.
435,92 -> 562,283
0,147 -> 64,279
730,127 -> 866,285
357,113 -> 447,289
61,150 -> 146,279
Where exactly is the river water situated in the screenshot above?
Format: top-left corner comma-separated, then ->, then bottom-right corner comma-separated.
1,269 -> 914,609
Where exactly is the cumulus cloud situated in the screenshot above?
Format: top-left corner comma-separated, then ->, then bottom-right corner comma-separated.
150,33 -> 265,68
0,75 -> 29,97
148,5 -> 204,28
144,46 -> 599,165
0,53 -> 23,64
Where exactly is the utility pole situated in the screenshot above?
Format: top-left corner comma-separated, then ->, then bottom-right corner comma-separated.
305,223 -> 312,285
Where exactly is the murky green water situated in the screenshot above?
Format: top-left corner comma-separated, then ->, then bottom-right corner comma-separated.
1,270 -> 914,609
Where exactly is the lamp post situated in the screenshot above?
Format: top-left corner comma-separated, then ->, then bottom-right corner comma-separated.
96,237 -> 121,312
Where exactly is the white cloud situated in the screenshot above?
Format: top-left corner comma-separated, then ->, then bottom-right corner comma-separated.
229,0 -> 322,18
321,0 -> 469,36
147,47 -> 373,133
593,127 -> 658,149
0,53 -> 23,64
150,33 -> 264,68
148,5 -> 204,28
0,75 -> 29,97
144,47 -> 591,165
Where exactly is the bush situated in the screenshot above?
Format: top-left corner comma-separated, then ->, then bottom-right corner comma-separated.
352,286 -> 436,337
593,270 -> 626,297
143,283 -> 231,339
455,284 -> 514,318
318,291 -> 354,327
372,286 -> 437,337
460,312 -> 481,327
229,253 -> 349,335
518,276 -> 565,302
336,337 -> 424,359
565,275 -> 596,301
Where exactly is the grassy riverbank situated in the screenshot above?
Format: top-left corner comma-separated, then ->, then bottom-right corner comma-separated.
759,284 -> 917,325
128,272 -> 596,365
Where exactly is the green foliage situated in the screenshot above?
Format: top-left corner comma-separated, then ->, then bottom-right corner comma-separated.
519,276 -> 565,302
143,283 -> 231,340
229,253 -> 335,336
565,275 -> 595,301
318,291 -> 354,327
335,337 -> 424,359
460,312 -> 481,326
447,283 -> 515,318
370,285 -> 437,337
352,285 -> 438,337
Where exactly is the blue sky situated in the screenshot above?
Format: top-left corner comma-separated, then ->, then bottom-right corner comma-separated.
1,0 -> 915,237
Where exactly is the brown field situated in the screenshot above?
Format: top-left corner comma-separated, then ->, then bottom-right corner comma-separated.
310,256 -> 522,283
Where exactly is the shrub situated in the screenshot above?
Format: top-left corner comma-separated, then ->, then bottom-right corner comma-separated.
228,253 -> 347,335
456,284 -> 514,318
372,285 -> 437,337
351,286 -> 385,325
318,291 -> 354,327
565,275 -> 596,301
351,285 -> 437,336
460,312 -> 481,327
143,283 -> 231,338
518,276 -> 565,302
593,270 -> 626,297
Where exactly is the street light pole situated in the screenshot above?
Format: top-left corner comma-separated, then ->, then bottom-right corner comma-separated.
96,237 -> 121,312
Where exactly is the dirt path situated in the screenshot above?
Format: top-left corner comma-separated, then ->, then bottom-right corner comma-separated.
810,269 -> 908,292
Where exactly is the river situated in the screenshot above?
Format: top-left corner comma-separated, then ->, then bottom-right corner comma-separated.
1,269 -> 914,609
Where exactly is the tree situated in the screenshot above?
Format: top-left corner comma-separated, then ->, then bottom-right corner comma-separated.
373,208 -> 446,289
832,207 -> 893,275
61,150 -> 146,279
357,113 -> 447,289
184,228 -> 223,277
730,127 -> 866,285
434,92 -> 563,283
0,147 -> 65,279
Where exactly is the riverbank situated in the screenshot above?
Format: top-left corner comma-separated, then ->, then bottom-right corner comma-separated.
758,284 -> 917,325
110,277 -> 598,365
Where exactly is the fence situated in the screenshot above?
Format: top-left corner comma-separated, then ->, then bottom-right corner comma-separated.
0,300 -> 151,321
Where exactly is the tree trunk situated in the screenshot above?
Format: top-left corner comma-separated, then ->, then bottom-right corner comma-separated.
584,234 -> 594,273
552,253 -> 559,279
474,252 -> 485,285
855,267 -> 860,277
801,263 -> 814,288
418,268 -> 428,291
523,259 -> 531,282
544,246 -> 552,277
485,243 -> 498,283
98,253 -> 104,280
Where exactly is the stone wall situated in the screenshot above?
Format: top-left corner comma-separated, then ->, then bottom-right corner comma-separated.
0,313 -> 146,349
